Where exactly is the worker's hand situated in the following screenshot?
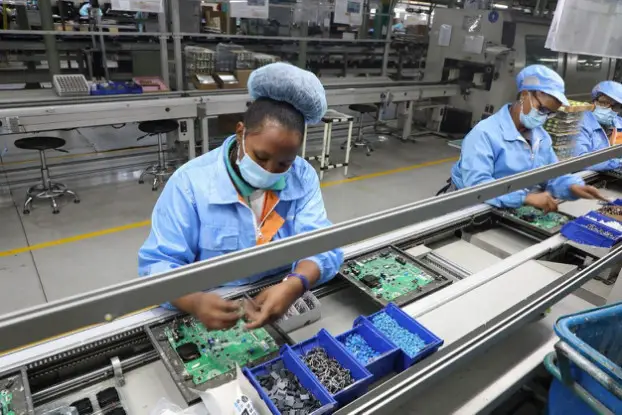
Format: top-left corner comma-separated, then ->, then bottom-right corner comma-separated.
244,279 -> 304,330
570,184 -> 609,202
191,292 -> 241,330
524,191 -> 558,213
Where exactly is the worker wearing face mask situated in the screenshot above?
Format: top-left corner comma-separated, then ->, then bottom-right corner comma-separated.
138,63 -> 343,330
574,80 -> 622,171
442,65 -> 605,212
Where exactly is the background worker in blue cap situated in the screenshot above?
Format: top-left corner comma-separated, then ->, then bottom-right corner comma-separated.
574,80 -> 622,171
138,62 -> 343,330
447,64 -> 605,211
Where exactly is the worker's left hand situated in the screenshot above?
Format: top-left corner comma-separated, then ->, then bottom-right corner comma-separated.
570,184 -> 609,202
244,279 -> 304,330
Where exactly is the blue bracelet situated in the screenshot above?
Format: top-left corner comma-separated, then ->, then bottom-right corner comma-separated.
284,273 -> 310,292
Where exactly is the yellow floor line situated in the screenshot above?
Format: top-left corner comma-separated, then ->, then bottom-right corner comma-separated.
0,156 -> 457,257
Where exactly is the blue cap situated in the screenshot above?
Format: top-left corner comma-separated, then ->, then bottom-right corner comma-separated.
592,81 -> 622,104
248,62 -> 327,125
516,64 -> 569,106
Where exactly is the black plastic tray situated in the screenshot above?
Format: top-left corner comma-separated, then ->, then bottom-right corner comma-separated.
493,208 -> 575,237
338,245 -> 453,307
0,367 -> 34,415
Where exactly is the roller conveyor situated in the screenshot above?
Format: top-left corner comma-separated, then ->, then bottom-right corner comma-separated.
1,170 -> 622,414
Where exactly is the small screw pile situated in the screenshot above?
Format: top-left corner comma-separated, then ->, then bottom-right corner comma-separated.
600,205 -> 622,216
301,347 -> 354,394
256,360 -> 321,414
343,333 -> 380,365
585,223 -> 616,238
371,313 -> 426,358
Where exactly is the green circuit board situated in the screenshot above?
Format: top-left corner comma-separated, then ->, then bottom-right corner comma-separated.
341,248 -> 449,304
166,317 -> 279,386
508,206 -> 570,230
0,389 -> 14,415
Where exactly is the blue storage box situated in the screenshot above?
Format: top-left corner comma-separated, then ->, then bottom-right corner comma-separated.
547,303 -> 622,414
584,211 -> 622,230
561,216 -> 622,248
243,347 -> 336,415
365,303 -> 443,371
335,318 -> 400,380
289,329 -> 373,406
90,81 -> 143,96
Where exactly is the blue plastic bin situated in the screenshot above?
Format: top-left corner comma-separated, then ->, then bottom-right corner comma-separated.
243,347 -> 337,415
335,318 -> 400,381
584,211 -> 622,231
90,81 -> 143,96
365,303 -> 443,371
289,329 -> 373,406
561,216 -> 622,248
547,303 -> 622,414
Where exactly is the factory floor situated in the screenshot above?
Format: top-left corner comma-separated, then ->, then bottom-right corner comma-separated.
0,134 -> 459,315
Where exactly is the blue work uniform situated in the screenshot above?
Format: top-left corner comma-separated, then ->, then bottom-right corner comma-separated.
450,105 -> 584,208
574,111 -> 622,171
79,4 -> 102,17
138,136 -> 343,294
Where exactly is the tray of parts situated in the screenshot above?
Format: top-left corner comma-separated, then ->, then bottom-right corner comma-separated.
495,206 -> 574,237
338,245 -> 453,307
145,313 -> 293,404
244,348 -> 336,415
561,215 -> 622,248
358,303 -> 443,371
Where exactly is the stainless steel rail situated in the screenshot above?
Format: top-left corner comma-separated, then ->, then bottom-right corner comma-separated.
0,146 -> 620,351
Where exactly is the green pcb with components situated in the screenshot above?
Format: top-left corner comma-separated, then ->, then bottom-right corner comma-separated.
342,249 -> 439,303
166,317 -> 279,386
0,390 -> 14,415
508,206 -> 570,230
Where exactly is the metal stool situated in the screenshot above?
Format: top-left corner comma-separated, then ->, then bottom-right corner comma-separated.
15,137 -> 80,214
137,119 -> 179,191
342,104 -> 376,156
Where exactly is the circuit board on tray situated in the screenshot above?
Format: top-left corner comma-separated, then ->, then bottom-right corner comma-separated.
501,206 -> 571,234
147,314 -> 290,403
0,371 -> 31,415
339,245 -> 452,306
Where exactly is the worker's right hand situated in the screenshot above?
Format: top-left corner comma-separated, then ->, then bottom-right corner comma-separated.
191,293 -> 241,330
524,191 -> 558,213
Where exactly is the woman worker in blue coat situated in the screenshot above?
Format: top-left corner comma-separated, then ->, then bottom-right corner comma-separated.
574,80 -> 622,171
447,64 -> 604,212
138,63 -> 343,330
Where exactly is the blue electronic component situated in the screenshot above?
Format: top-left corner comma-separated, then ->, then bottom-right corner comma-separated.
371,313 -> 426,358
343,333 -> 380,365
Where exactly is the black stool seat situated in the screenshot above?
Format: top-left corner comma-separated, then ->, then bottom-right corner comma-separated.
15,137 -> 66,151
349,104 -> 377,114
138,120 -> 179,135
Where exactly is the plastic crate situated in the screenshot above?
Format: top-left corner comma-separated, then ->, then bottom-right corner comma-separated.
243,348 -> 336,415
546,303 -> 622,414
561,216 -> 622,248
289,329 -> 373,406
335,319 -> 400,381
364,303 -> 443,371
90,81 -> 142,96
584,211 -> 622,232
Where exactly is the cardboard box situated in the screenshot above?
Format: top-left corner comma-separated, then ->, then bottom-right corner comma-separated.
204,9 -> 226,31
234,69 -> 253,88
214,72 -> 239,89
192,74 -> 219,90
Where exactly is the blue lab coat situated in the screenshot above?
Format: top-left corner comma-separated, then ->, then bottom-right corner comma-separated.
138,136 -> 343,291
450,105 -> 584,208
574,111 -> 622,171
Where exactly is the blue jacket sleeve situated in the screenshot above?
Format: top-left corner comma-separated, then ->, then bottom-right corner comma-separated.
138,172 -> 200,278
460,129 -> 528,208
292,166 -> 344,285
574,126 -> 622,171
543,135 -> 584,200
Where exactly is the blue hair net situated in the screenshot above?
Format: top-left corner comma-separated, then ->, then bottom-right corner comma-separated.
248,63 -> 327,125
592,81 -> 622,104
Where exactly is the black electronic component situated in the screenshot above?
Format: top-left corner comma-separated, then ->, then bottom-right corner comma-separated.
176,343 -> 201,363
361,274 -> 380,288
96,387 -> 120,410
104,409 -> 126,415
70,398 -> 94,415
395,256 -> 406,265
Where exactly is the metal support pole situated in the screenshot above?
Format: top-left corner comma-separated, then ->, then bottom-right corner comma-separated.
298,20 -> 308,69
170,0 -> 184,90
381,0 -> 396,77
38,0 -> 61,77
96,11 -> 110,80
158,11 -> 170,88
